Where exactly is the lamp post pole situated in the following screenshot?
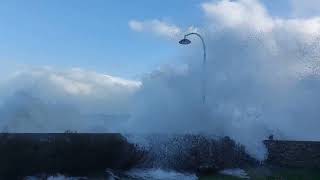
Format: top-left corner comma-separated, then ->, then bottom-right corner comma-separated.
179,32 -> 207,104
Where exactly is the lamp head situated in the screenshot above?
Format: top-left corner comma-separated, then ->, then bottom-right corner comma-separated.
179,38 -> 191,45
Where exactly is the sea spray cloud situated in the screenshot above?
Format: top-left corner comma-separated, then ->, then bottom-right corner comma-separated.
127,0 -> 320,159
1,0 -> 320,161
0,67 -> 140,132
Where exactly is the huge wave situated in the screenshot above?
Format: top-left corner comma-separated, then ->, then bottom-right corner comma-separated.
1,0 -> 320,160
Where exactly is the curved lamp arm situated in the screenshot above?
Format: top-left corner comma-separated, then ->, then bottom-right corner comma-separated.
184,33 -> 206,65
183,32 -> 207,104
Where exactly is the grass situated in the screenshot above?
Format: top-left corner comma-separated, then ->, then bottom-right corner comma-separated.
200,166 -> 320,180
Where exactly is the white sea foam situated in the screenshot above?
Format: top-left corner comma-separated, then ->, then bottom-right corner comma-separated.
125,168 -> 197,180
220,168 -> 250,179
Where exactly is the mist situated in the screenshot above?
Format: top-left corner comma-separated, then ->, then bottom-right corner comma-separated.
0,67 -> 140,133
125,0 -> 320,159
1,0 -> 320,160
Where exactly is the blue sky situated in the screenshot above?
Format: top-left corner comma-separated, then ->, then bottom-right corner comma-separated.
0,0 -> 307,79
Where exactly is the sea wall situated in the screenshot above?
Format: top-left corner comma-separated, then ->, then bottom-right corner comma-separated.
264,140 -> 320,168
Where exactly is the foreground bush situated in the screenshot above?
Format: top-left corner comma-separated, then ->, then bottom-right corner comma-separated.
0,133 -> 147,179
0,133 -> 257,179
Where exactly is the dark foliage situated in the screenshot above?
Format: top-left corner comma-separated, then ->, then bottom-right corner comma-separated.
0,133 -> 257,179
0,133 -> 147,179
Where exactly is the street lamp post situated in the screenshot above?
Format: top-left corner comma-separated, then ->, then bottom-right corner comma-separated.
179,32 -> 207,104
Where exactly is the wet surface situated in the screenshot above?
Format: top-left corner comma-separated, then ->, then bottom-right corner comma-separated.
26,169 -> 197,180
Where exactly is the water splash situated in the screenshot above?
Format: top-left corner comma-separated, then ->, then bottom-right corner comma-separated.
1,0 -> 320,161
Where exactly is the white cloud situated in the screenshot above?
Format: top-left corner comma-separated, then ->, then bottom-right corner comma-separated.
202,0 -> 274,32
129,19 -> 182,39
290,0 -> 320,18
201,0 -> 320,38
10,67 -> 141,97
128,1 -> 320,40
277,18 -> 320,39
128,20 -> 144,32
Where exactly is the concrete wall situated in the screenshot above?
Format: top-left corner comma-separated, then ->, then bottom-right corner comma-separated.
264,140 -> 320,168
